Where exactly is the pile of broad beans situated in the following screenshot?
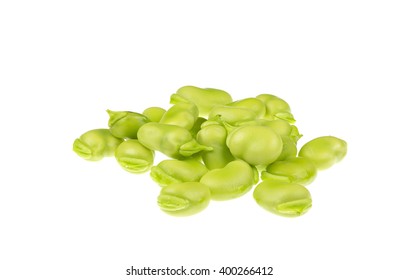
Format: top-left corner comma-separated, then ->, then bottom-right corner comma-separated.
73,85 -> 347,218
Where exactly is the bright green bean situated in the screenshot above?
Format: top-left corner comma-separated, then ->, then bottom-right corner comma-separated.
170,85 -> 233,116
256,94 -> 295,123
150,159 -> 208,187
73,129 -> 123,161
261,157 -> 317,185
196,123 -> 235,169
114,139 -> 154,173
159,102 -> 199,130
142,106 -> 166,122
157,182 -> 211,216
137,122 -> 212,159
298,136 -> 347,170
253,180 -> 312,217
200,160 -> 257,200
238,119 -> 293,137
227,97 -> 266,119
107,110 -> 149,139
226,125 -> 283,167
276,136 -> 298,161
208,106 -> 258,125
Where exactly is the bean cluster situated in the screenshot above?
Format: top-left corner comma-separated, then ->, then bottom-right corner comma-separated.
73,86 -> 347,218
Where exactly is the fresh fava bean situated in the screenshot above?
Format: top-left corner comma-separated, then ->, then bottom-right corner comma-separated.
107,110 -> 149,139
256,94 -> 295,123
253,180 -> 312,217
227,97 -> 266,119
226,125 -> 283,167
137,122 -> 212,159
298,136 -> 347,170
261,157 -> 317,186
150,159 -> 208,187
200,160 -> 257,200
276,136 -> 298,161
208,105 -> 258,125
159,102 -> 199,130
170,85 -> 233,116
157,182 -> 211,216
196,123 -> 235,169
142,106 -> 166,123
114,139 -> 154,173
73,129 -> 123,161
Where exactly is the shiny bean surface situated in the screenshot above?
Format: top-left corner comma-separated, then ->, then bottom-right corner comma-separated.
73,129 -> 123,161
157,182 -> 211,216
107,110 -> 149,139
115,139 -> 154,173
150,159 -> 208,187
226,125 -> 283,166
298,136 -> 347,170
200,160 -> 257,200
253,180 -> 312,217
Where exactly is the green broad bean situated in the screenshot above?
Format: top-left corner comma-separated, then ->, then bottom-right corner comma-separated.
160,102 -> 199,130
142,106 -> 166,122
256,94 -> 295,123
227,97 -> 266,119
157,182 -> 211,217
196,123 -> 235,169
226,125 -> 283,167
298,136 -> 347,170
208,106 -> 258,125
200,160 -> 257,200
253,180 -> 312,217
150,159 -> 208,187
73,129 -> 123,161
277,136 -> 298,161
170,85 -> 233,116
238,119 -> 293,137
107,110 -> 149,139
261,157 -> 317,186
137,122 -> 212,159
114,139 -> 154,173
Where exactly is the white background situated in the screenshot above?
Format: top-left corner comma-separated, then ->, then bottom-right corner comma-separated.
1,1 -> 398,279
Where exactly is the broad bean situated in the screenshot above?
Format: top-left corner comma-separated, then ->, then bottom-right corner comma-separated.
208,106 -> 258,125
170,85 -> 233,116
157,182 -> 211,216
226,125 -> 283,166
227,97 -> 266,119
253,180 -> 312,217
277,136 -> 298,161
261,157 -> 317,185
256,94 -> 295,123
200,160 -> 257,200
137,122 -> 212,159
298,136 -> 347,170
107,110 -> 149,139
196,123 -> 235,169
238,118 -> 290,134
142,106 -> 166,122
73,129 -> 123,161
115,139 -> 154,173
150,159 -> 208,187
160,102 -> 199,130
